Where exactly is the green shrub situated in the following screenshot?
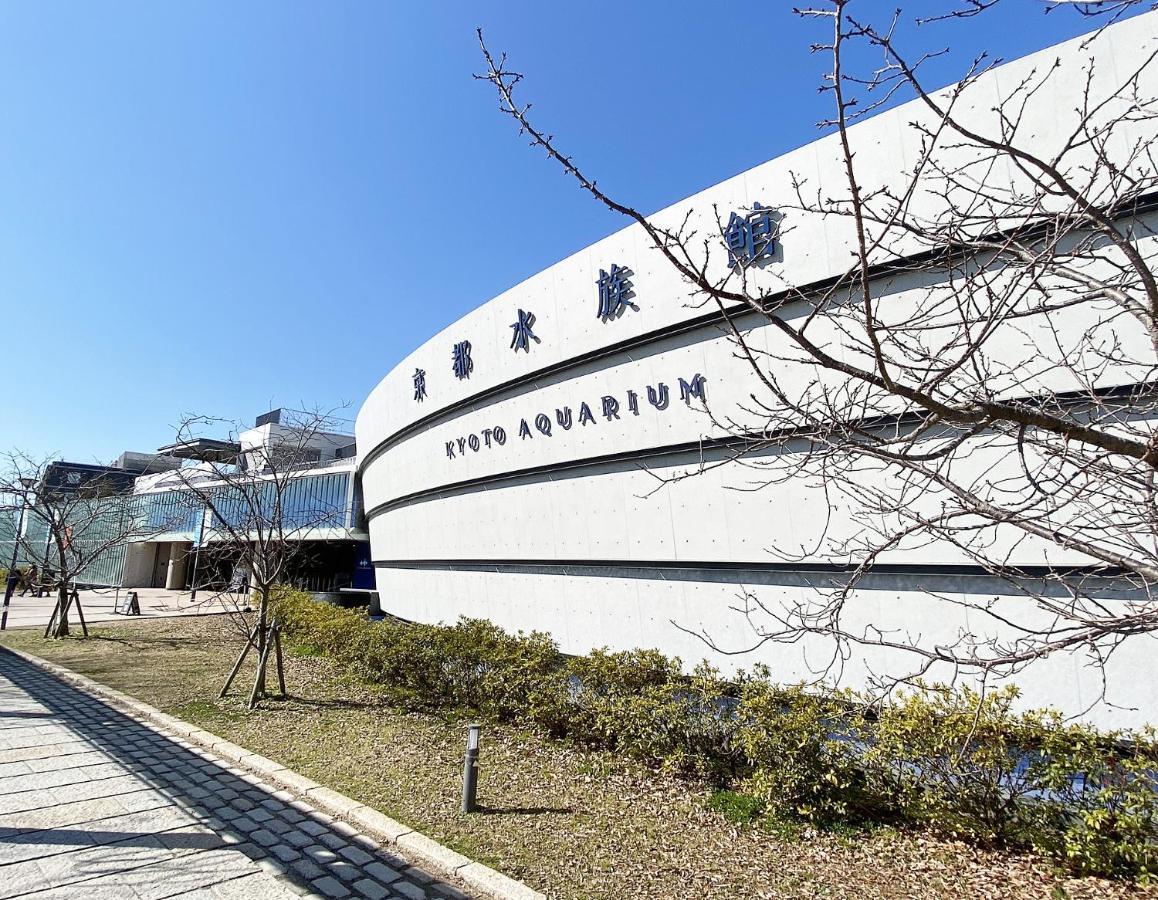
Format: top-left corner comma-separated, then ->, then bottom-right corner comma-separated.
867,685 -> 1038,844
586,661 -> 743,776
561,648 -> 683,747
1030,722 -> 1158,880
736,677 -> 880,827
269,587 -> 1158,880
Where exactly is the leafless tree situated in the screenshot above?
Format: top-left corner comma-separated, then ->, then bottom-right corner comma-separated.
0,452 -> 163,638
477,1 -> 1158,701
164,408 -> 353,708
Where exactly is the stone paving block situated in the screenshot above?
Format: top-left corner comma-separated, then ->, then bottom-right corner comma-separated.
251,828 -> 282,847
94,846 -> 262,900
31,832 -> 179,890
0,651 -> 531,900
352,878 -> 392,900
0,732 -> 83,752
0,760 -> 35,778
0,826 -> 98,865
5,761 -> 129,790
265,816 -> 297,836
330,819 -> 360,838
312,875 -> 352,898
0,773 -> 140,815
228,814 -> 260,832
393,881 -> 427,900
290,857 -> 326,882
306,844 -> 340,865
271,843 -> 301,863
328,860 -> 363,883
0,793 -> 165,834
236,841 -> 269,861
403,865 -> 437,885
338,844 -> 375,866
25,883 -> 148,900
364,861 -> 403,885
283,828 -> 316,849
319,831 -> 349,850
259,856 -> 292,877
0,738 -> 91,763
203,872 -> 304,899
350,834 -> 379,852
0,857 -> 80,899
23,750 -> 110,773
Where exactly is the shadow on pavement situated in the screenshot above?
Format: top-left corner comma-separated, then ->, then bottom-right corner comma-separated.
0,648 -> 474,899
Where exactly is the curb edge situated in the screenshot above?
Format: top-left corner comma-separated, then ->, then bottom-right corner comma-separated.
0,645 -> 546,900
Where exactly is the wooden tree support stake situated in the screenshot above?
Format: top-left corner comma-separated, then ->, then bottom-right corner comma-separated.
272,621 -> 287,698
72,589 -> 88,637
248,630 -> 276,709
220,625 -> 259,699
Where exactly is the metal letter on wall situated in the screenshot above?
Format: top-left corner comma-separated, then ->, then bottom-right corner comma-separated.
452,341 -> 473,380
596,264 -> 637,321
510,309 -> 538,352
678,374 -> 707,404
723,202 -> 777,269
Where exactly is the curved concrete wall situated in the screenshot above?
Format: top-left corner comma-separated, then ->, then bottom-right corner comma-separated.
357,15 -> 1158,729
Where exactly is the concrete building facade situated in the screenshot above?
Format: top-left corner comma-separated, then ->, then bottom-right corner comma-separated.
357,15 -> 1158,729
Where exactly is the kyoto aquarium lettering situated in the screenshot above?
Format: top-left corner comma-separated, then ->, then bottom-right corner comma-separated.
443,373 -> 707,460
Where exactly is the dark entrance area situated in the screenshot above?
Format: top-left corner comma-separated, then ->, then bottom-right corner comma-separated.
187,540 -> 370,593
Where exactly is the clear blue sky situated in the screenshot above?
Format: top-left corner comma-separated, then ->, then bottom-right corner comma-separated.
0,1 -> 1138,462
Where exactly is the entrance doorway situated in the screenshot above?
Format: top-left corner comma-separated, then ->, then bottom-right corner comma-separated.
151,543 -> 172,588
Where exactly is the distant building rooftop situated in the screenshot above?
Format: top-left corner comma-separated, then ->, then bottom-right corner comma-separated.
155,438 -> 241,463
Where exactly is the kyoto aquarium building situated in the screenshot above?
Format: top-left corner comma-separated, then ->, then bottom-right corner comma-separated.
357,16 -> 1158,729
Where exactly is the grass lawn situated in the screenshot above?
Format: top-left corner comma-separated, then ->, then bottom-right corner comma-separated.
0,614 -> 1149,900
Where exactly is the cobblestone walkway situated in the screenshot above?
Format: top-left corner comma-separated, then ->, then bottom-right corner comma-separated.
0,649 -> 472,899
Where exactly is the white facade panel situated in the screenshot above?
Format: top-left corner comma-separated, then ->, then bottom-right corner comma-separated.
357,15 -> 1158,729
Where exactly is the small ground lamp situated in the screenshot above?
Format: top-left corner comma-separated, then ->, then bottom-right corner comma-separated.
461,724 -> 482,813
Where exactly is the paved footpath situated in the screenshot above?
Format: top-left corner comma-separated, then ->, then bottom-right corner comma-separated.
0,650 -> 473,900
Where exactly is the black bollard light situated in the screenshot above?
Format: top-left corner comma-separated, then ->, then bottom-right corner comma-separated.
461,723 -> 481,813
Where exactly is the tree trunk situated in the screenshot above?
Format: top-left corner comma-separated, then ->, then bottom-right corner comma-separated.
254,584 -> 269,697
53,584 -> 70,637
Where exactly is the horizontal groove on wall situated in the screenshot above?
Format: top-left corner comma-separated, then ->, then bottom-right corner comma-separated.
372,553 -> 1130,597
363,380 -> 1153,522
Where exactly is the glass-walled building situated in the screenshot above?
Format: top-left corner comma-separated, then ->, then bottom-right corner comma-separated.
125,465 -> 369,592
5,409 -> 371,593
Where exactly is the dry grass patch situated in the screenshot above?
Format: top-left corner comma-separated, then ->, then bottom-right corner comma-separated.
1,616 -> 1152,900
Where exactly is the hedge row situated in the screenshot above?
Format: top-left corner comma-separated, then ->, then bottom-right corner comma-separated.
272,587 -> 1158,879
